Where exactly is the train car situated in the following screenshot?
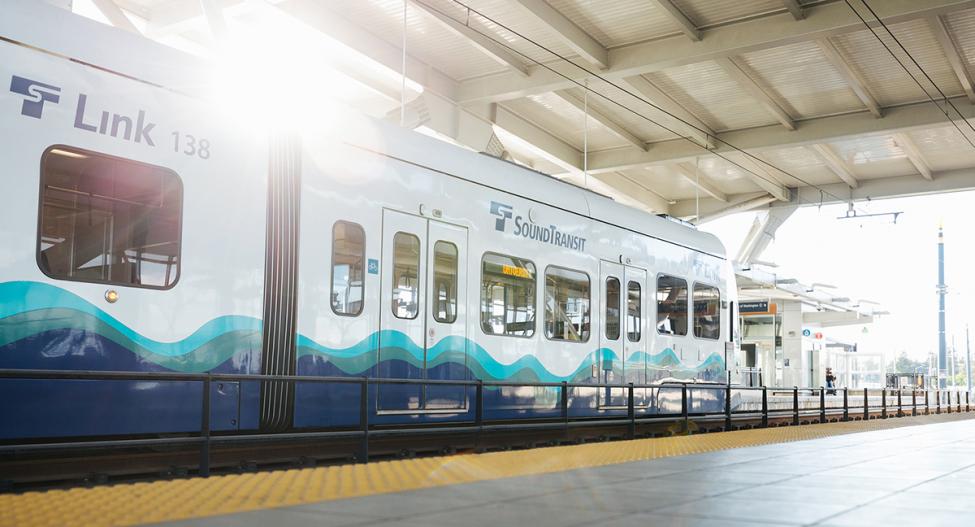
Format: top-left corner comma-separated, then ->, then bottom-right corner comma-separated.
0,1 -> 738,440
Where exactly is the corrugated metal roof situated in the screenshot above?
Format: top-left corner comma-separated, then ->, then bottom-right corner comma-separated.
944,8 -> 975,72
503,93 -> 630,152
563,84 -> 687,144
832,18 -> 963,107
673,0 -> 784,28
908,125 -> 975,171
327,0 -> 509,81
740,40 -> 866,119
546,0 -> 680,48
647,60 -> 781,131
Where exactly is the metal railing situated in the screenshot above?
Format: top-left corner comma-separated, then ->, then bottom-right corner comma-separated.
0,368 -> 971,478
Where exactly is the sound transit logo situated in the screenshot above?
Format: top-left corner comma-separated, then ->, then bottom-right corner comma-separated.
488,201 -> 587,252
490,201 -> 514,231
9,75 -> 61,119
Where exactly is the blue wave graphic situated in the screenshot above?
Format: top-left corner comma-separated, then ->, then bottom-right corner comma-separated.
0,281 -> 261,357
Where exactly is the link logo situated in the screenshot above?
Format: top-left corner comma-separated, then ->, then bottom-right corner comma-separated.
9,75 -> 61,119
490,201 -> 513,231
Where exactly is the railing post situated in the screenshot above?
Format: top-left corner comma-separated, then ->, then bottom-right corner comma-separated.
793,386 -> 799,426
958,391 -> 962,413
627,383 -> 635,439
897,389 -> 903,417
881,389 -> 887,419
561,381 -> 569,442
724,384 -> 732,431
474,380 -> 483,448
925,390 -> 929,415
948,391 -> 952,414
681,383 -> 689,434
819,387 -> 826,423
842,388 -> 849,422
199,373 -> 211,477
936,391 -> 941,415
761,386 -> 769,428
863,387 -> 869,421
912,389 -> 917,417
359,378 -> 369,463
967,391 -> 970,412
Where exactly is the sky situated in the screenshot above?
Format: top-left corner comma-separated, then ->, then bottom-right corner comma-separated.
701,189 -> 975,365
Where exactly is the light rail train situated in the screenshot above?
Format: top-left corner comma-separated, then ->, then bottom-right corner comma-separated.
0,1 -> 739,440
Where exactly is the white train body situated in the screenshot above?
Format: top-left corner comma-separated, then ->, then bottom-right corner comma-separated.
0,1 -> 737,437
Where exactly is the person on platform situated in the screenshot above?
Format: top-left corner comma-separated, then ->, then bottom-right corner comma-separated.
825,367 -> 837,395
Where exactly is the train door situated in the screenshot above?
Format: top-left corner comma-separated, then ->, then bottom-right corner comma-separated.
624,267 -> 648,405
377,209 -> 468,411
599,262 -> 648,407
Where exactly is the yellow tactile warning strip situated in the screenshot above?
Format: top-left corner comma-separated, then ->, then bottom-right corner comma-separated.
2,412 -> 973,527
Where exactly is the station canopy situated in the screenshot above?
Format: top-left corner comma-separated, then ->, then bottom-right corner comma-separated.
77,0 -> 975,222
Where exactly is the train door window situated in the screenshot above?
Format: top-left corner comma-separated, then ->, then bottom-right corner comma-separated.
693,284 -> 721,340
331,221 -> 365,316
480,253 -> 536,337
391,232 -> 421,319
544,266 -> 590,342
656,275 -> 688,336
626,281 -> 642,342
37,146 -> 182,289
432,241 -> 458,323
605,277 -> 621,340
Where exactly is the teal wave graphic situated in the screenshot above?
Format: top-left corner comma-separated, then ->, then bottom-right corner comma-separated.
0,281 -> 261,357
2,281 -> 725,378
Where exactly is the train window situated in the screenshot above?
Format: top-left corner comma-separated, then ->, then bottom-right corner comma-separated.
544,266 -> 590,342
693,284 -> 721,340
331,221 -> 365,316
605,277 -> 621,341
627,281 -> 642,342
37,146 -> 182,289
480,253 -> 536,337
432,241 -> 458,323
391,232 -> 421,320
656,275 -> 688,336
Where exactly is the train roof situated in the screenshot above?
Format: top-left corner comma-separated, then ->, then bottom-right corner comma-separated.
344,116 -> 727,259
5,0 -> 726,260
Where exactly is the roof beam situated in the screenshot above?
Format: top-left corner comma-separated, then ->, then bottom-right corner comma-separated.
553,90 -> 648,151
811,144 -> 859,188
510,0 -> 608,68
580,94 -> 975,174
412,1 -> 528,76
91,0 -> 140,33
892,133 -> 934,181
673,162 -> 728,202
198,0 -> 228,41
593,172 -> 672,213
816,38 -> 882,118
782,0 -> 805,20
457,0 -> 975,104
652,0 -> 701,41
731,153 -> 791,201
490,104 -> 582,173
929,15 -> 975,104
689,193 -> 778,224
277,0 -> 459,100
715,57 -> 796,130
617,76 -> 716,149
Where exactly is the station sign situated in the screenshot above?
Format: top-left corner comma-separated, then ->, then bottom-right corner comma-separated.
739,301 -> 776,315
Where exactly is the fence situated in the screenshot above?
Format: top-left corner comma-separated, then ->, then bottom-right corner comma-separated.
0,368 -> 970,477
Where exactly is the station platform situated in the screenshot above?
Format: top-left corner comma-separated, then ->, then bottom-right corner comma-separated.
3,413 -> 974,527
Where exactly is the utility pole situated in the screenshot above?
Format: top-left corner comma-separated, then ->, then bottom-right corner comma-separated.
967,325 -> 972,395
937,225 -> 947,388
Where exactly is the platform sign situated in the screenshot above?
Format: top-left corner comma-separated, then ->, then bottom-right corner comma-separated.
740,301 -> 776,315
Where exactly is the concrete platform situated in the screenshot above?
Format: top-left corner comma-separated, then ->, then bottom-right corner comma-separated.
5,413 -> 974,527
158,415 -> 975,527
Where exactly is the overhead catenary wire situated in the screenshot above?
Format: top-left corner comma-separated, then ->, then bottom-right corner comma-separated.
422,0 -> 854,208
845,0 -> 975,150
